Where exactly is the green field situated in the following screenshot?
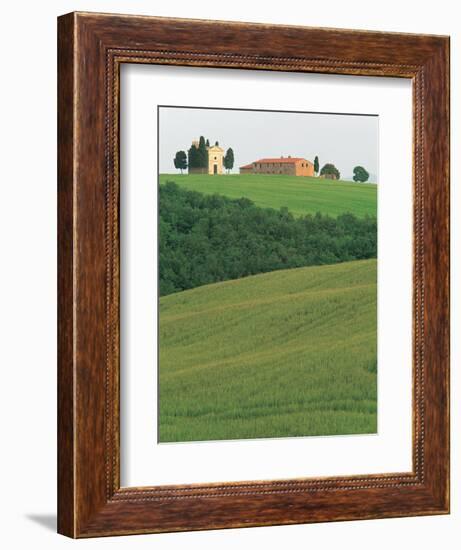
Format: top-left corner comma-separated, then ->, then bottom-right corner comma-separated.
159,259 -> 377,443
159,173 -> 377,218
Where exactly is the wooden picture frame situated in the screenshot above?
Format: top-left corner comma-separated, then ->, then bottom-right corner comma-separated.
57,12 -> 450,538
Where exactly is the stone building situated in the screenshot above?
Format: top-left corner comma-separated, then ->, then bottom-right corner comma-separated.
239,156 -> 314,176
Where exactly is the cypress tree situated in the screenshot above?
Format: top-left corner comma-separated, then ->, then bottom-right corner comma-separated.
188,143 -> 200,169
198,136 -> 208,169
224,148 -> 235,174
314,156 -> 319,175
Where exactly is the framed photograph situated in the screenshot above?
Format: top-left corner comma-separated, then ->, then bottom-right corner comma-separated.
58,12 -> 450,537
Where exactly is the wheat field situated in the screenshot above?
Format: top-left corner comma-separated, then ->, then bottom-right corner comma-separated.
159,259 -> 377,442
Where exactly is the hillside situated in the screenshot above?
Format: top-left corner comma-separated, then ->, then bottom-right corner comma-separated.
159,173 -> 377,218
159,182 -> 377,296
159,259 -> 377,442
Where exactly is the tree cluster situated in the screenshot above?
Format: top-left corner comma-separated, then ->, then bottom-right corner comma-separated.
353,166 -> 370,183
188,136 -> 208,169
314,157 -> 371,183
159,182 -> 377,296
320,163 -> 341,179
174,136 -> 235,173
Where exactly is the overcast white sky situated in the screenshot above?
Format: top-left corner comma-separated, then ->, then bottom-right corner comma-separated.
159,106 -> 378,181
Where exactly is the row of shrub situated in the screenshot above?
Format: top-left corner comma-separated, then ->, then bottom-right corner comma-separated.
159,181 -> 377,296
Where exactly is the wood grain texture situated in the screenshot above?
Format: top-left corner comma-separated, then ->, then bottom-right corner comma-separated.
57,11 -> 450,538
57,12 -> 75,537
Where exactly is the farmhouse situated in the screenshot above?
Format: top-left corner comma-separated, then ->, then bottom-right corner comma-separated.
240,156 -> 314,177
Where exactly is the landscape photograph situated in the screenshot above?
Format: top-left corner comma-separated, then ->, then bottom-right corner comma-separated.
157,106 -> 378,443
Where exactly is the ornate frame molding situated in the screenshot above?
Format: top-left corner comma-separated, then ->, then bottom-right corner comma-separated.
58,12 -> 449,537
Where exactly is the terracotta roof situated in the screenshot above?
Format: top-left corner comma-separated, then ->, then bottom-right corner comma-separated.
240,163 -> 254,169
254,157 -> 312,164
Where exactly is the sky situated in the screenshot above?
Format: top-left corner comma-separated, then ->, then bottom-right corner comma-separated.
158,106 -> 378,182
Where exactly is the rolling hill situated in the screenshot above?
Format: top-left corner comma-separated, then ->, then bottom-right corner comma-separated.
159,259 -> 377,443
159,173 -> 377,218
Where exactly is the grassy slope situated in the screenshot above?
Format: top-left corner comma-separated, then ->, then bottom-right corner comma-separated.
159,173 -> 377,218
159,259 -> 377,443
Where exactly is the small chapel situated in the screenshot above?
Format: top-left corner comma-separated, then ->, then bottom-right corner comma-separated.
189,139 -> 225,175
